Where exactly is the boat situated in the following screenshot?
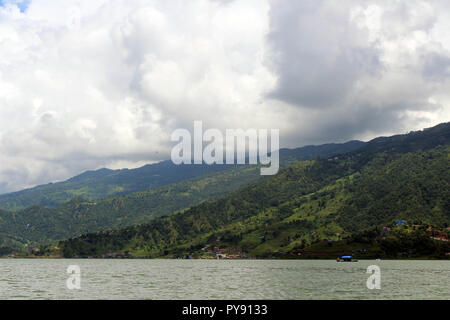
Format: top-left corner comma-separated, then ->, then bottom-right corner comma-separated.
336,255 -> 358,262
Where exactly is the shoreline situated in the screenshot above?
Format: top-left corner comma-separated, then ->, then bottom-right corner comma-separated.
2,256 -> 449,260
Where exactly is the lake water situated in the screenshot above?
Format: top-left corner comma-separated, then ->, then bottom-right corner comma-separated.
0,259 -> 448,300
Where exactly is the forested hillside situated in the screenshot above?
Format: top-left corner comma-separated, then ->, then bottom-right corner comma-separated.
0,141 -> 364,211
0,161 -> 235,211
0,141 -> 365,250
56,123 -> 450,259
0,165 -> 259,249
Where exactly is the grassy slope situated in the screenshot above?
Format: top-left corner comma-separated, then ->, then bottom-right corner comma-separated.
0,141 -> 367,249
0,141 -> 365,211
0,165 -> 260,248
0,162 -> 237,211
57,143 -> 450,259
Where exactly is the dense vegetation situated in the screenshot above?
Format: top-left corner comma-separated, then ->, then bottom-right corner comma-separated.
337,149 -> 450,231
55,123 -> 450,259
295,226 -> 450,260
0,141 -> 364,211
0,165 -> 258,249
0,141 -> 365,250
0,161 -> 237,211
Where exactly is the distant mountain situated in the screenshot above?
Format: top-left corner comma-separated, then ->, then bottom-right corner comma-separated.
54,122 -> 450,259
0,140 -> 366,249
0,161 -> 232,211
280,140 -> 364,162
360,122 -> 450,154
0,141 -> 365,211
0,165 -> 260,249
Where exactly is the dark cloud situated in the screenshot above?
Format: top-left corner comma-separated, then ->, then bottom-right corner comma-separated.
266,0 -> 449,146
0,0 -> 449,193
422,51 -> 450,81
267,0 -> 380,109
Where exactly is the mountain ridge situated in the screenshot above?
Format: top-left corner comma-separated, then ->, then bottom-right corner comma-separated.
57,144 -> 450,259
0,141 -> 365,211
47,122 -> 450,259
0,140 -> 367,250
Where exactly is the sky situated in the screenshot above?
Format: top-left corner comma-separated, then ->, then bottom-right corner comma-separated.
0,0 -> 449,193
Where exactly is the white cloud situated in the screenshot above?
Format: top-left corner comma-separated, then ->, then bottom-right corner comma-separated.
267,0 -> 450,144
0,0 -> 277,193
0,0 -> 449,193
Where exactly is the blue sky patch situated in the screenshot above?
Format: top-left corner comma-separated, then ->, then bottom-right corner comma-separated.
0,0 -> 31,13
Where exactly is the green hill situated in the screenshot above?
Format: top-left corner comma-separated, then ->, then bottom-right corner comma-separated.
0,141 -> 364,211
55,123 -> 450,259
0,162 -> 238,211
0,165 -> 259,249
0,141 -> 365,250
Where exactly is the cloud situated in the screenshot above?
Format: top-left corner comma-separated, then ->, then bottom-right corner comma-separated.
0,0 -> 449,193
0,0 -> 276,193
267,0 -> 381,108
266,0 -> 450,142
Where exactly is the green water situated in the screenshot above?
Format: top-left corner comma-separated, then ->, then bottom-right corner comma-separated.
0,259 -> 448,299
